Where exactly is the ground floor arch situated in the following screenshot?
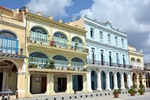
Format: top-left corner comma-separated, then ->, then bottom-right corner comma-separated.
91,70 -> 97,90
101,71 -> 106,90
109,71 -> 114,89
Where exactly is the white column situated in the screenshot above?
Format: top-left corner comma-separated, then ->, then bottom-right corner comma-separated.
127,74 -> 131,88
106,72 -> 111,91
121,74 -> 125,89
97,72 -> 102,91
87,68 -> 92,92
66,74 -> 74,94
27,74 -> 30,93
2,72 -> 6,90
46,74 -> 55,95
113,73 -> 118,89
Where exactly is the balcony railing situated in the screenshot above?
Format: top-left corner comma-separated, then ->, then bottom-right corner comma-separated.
27,37 -> 89,53
0,46 -> 24,55
87,59 -> 130,68
71,62 -> 84,71
53,60 -> 68,70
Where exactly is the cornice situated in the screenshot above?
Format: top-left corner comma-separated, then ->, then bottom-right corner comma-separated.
26,12 -> 86,36
86,39 -> 128,52
84,19 -> 127,38
0,20 -> 25,29
129,50 -> 143,57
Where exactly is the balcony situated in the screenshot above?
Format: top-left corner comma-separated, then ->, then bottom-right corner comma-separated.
27,37 -> 88,53
87,59 -> 130,68
0,46 -> 25,59
130,62 -> 143,70
71,62 -> 84,71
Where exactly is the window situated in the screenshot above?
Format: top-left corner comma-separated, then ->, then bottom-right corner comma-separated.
121,39 -> 124,47
116,53 -> 119,66
108,34 -> 111,43
115,36 -> 118,46
90,28 -> 94,38
100,31 -> 103,40
91,48 -> 95,64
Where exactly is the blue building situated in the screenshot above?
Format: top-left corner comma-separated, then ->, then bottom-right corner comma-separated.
71,16 -> 132,91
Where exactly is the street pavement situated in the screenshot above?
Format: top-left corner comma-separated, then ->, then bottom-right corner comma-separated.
16,92 -> 150,100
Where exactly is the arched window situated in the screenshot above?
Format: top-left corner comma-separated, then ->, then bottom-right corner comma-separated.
29,52 -> 48,68
137,58 -> 141,62
71,57 -> 84,69
131,57 -> 135,62
53,32 -> 67,48
0,30 -> 18,54
53,55 -> 68,69
71,36 -> 83,51
30,26 -> 48,44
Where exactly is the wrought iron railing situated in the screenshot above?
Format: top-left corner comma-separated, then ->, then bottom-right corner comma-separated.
27,37 -> 88,53
86,59 -> 130,68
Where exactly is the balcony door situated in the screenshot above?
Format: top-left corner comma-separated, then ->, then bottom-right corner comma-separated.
0,30 -> 18,54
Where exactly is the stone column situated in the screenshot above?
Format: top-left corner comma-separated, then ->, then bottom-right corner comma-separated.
121,74 -> 125,89
46,74 -> 55,95
82,74 -> 89,93
87,68 -> 92,92
106,72 -> 111,91
114,73 -> 118,89
65,74 -> 74,94
26,73 -> 31,97
136,75 -> 139,88
97,71 -> 102,91
2,72 -> 6,90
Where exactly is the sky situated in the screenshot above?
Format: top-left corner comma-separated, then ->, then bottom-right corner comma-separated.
0,0 -> 150,63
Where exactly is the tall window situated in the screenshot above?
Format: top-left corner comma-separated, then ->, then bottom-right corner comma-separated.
123,55 -> 126,67
115,36 -> 118,46
121,39 -> 124,47
101,50 -> 104,65
108,34 -> 111,43
109,52 -> 112,66
100,31 -> 103,40
116,53 -> 119,67
91,48 -> 95,64
90,28 -> 94,38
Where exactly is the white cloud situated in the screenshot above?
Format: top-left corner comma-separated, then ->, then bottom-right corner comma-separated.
26,0 -> 73,17
74,0 -> 150,63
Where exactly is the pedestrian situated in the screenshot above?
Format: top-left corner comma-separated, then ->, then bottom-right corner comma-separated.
7,87 -> 11,100
15,88 -> 18,99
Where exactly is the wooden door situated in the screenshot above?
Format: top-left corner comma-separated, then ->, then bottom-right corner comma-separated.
41,77 -> 47,93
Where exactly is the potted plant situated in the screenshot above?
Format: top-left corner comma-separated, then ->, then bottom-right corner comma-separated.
113,89 -> 121,98
138,84 -> 145,95
128,86 -> 137,96
29,63 -> 37,68
46,60 -> 55,69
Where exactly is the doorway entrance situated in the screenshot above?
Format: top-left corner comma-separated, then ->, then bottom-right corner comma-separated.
58,78 -> 67,92
0,72 -> 3,91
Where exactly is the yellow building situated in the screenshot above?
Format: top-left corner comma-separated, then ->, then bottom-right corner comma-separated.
23,8 -> 89,97
0,6 -> 26,98
128,45 -> 146,88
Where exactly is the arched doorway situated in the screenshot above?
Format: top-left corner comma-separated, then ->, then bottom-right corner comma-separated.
29,52 -> 48,94
132,73 -> 137,88
124,73 -> 127,88
117,72 -> 121,89
0,60 -> 18,93
101,71 -> 106,90
109,71 -> 114,89
91,70 -> 97,90
139,73 -> 142,85
71,36 -> 83,51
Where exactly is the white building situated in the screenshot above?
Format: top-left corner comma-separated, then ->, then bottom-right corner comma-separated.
71,16 -> 132,91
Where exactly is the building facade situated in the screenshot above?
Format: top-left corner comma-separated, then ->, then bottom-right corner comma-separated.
23,8 -> 89,97
144,63 -> 150,88
128,46 -> 146,88
71,16 -> 132,91
0,6 -> 26,98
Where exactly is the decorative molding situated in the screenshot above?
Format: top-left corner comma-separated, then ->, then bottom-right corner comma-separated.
0,20 -> 25,29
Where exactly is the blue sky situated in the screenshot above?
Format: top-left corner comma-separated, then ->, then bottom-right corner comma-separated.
1,0 -> 150,62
